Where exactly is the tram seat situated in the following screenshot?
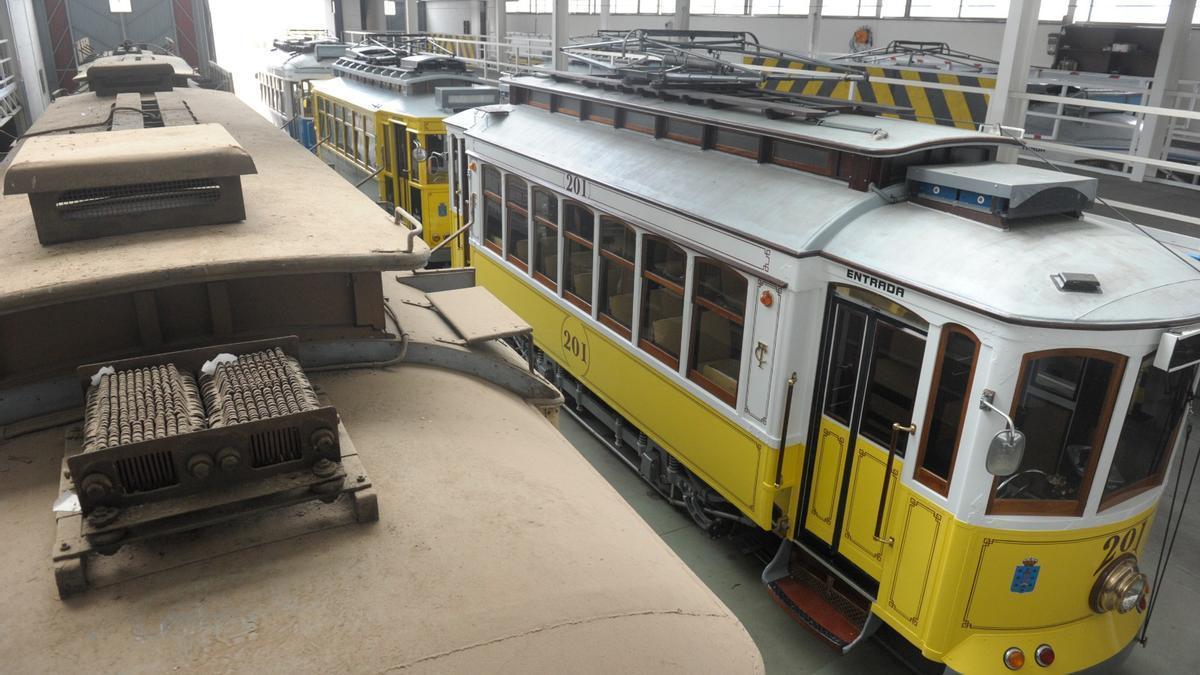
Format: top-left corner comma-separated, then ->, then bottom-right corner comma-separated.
702,361 -> 739,395
651,316 -> 683,355
540,251 -> 558,279
608,293 -> 634,327
649,288 -> 684,318
514,239 -> 529,262
573,273 -> 593,301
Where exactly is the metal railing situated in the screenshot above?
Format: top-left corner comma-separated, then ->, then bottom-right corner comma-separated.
0,38 -> 23,129
341,31 -> 555,82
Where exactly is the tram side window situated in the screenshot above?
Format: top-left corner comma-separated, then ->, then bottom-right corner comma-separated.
688,260 -> 746,405
532,188 -> 559,289
771,140 -> 835,176
916,326 -> 980,495
586,102 -> 616,125
598,217 -> 637,338
562,202 -> 594,311
713,128 -> 759,160
992,351 -> 1126,516
505,176 -> 530,266
622,109 -> 657,135
482,166 -> 503,253
640,236 -> 687,368
426,134 -> 447,182
859,323 -> 925,455
665,118 -> 704,146
1102,355 -> 1197,508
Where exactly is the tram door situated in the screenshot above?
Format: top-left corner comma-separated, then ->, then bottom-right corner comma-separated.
801,287 -> 927,581
390,120 -> 411,212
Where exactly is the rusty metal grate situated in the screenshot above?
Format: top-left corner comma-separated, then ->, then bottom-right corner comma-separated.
57,179 -> 222,221
250,426 -> 304,468
114,451 -> 179,493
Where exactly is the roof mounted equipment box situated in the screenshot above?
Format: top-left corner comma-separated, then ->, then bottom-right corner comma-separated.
3,123 -> 257,245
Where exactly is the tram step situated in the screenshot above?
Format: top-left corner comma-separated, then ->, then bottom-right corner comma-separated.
762,540 -> 879,654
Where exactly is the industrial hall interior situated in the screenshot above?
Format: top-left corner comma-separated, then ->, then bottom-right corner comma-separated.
1,0 -> 1200,672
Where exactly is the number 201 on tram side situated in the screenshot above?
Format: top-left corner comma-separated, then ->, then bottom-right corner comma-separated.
442,75 -> 1200,673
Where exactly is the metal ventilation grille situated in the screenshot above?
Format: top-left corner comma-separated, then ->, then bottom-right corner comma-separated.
57,179 -> 222,220
82,363 -> 206,453
114,451 -> 179,493
250,426 -> 304,468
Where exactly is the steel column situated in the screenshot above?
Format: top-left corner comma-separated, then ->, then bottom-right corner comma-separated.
984,0 -> 1042,163
1128,0 -> 1196,182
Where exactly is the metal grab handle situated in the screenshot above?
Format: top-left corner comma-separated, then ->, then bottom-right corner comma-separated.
394,207 -> 424,253
873,422 -> 916,546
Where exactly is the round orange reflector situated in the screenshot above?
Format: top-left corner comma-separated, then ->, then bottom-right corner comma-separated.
1004,647 -> 1026,670
1034,644 -> 1055,667
760,290 -> 774,307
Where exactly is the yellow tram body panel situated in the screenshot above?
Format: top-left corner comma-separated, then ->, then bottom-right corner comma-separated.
871,484 -> 1154,673
475,253 -> 802,530
311,88 -> 464,264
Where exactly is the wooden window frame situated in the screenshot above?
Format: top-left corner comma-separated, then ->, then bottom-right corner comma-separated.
712,128 -> 760,161
914,324 -> 981,497
597,221 -> 636,341
531,187 -> 559,291
504,176 -> 530,269
481,166 -> 503,256
562,200 -> 594,313
686,260 -> 746,408
987,348 -> 1127,517
618,108 -> 657,135
769,139 -> 837,176
638,239 -> 686,371
1099,358 -> 1196,511
584,101 -> 616,126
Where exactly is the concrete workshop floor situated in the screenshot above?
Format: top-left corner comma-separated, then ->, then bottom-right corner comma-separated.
557,415 -> 1200,674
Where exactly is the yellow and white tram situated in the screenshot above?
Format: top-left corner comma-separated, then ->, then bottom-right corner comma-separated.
444,64 -> 1200,672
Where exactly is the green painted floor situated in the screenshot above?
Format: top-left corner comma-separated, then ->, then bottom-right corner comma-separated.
557,414 -> 1200,674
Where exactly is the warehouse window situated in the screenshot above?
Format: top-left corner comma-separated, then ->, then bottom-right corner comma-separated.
640,236 -> 687,369
563,201 -> 594,311
532,187 -> 559,289
991,350 -> 1126,516
688,259 -> 746,405
916,325 -> 980,496
598,217 -> 637,338
482,166 -> 503,254
505,175 -> 530,267
1102,355 -> 1197,509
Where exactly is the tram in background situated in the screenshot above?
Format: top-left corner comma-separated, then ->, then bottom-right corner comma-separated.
0,53 -> 764,672
256,31 -> 348,147
309,35 -> 501,267
443,30 -> 1200,673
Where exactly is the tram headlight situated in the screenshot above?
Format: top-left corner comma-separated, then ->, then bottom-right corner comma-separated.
1090,553 -> 1149,614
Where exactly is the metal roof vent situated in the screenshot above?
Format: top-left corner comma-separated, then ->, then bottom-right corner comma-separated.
1051,272 -> 1101,293
3,123 -> 257,245
907,162 -> 1098,228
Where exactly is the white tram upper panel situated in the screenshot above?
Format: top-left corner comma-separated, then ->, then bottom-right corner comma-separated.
454,75 -> 1200,328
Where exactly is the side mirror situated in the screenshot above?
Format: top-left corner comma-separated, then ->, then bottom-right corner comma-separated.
980,389 -> 1026,477
986,429 -> 1026,476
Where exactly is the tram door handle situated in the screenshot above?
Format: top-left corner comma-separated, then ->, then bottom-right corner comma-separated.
873,422 -> 916,547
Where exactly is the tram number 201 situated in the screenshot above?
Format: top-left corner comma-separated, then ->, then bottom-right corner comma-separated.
1094,524 -> 1145,575
564,172 -> 586,196
563,328 -> 589,363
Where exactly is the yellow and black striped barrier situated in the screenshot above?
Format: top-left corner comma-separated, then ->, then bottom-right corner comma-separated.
748,57 -> 996,130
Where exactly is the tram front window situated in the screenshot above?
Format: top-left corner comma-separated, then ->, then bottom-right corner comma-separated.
1102,354 -> 1197,508
992,351 -> 1126,516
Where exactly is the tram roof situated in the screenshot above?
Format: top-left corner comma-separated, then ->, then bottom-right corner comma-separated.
450,103 -> 1200,327
503,74 -> 1017,156
263,48 -> 339,80
310,75 -> 450,119
0,87 -> 427,316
